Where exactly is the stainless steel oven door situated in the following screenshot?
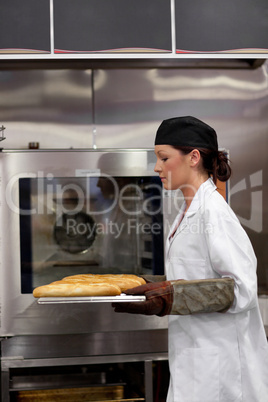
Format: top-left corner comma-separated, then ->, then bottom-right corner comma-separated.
0,149 -> 168,336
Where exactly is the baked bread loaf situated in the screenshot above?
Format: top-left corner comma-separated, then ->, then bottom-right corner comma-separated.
33,281 -> 121,298
33,274 -> 145,298
62,274 -> 145,292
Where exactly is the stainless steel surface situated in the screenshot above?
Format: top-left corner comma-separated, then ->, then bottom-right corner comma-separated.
144,360 -> 153,402
1,330 -> 168,360
0,125 -> 6,141
0,59 -> 264,69
1,332 -> 168,401
2,352 -> 168,370
0,69 -> 93,148
1,330 -> 168,401
37,295 -> 146,304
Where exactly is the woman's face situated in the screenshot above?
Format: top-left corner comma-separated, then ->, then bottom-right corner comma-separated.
154,145 -> 191,191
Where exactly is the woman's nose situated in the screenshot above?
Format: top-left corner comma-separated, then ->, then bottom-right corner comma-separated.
154,161 -> 161,173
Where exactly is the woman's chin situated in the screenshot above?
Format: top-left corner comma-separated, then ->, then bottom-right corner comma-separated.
163,183 -> 171,190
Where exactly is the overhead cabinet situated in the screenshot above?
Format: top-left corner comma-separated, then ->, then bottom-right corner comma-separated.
0,0 -> 50,54
54,0 -> 172,53
0,0 -> 267,56
175,0 -> 268,53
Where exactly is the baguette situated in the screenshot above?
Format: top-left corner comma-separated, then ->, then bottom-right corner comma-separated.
62,274 -> 145,292
33,281 -> 121,298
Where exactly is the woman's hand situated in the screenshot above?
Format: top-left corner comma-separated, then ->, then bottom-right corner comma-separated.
112,281 -> 174,316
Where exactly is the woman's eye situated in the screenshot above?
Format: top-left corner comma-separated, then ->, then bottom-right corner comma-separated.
162,158 -> 168,162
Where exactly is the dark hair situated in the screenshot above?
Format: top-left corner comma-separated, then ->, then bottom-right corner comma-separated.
173,146 -> 232,184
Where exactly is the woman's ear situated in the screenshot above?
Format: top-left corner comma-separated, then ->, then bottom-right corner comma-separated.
189,149 -> 201,167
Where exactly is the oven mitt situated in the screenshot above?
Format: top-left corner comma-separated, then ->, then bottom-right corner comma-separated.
140,275 -> 167,283
112,278 -> 234,316
112,281 -> 174,316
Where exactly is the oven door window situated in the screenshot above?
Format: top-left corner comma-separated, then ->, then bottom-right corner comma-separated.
19,176 -> 164,293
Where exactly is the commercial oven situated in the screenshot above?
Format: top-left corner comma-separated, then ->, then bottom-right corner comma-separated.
0,148 -> 172,401
0,148 -> 170,337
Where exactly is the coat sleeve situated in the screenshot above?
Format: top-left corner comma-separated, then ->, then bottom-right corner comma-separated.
205,202 -> 258,314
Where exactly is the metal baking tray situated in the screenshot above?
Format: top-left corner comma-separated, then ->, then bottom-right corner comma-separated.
37,294 -> 146,304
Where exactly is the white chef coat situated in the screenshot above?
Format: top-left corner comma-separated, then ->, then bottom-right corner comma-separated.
166,178 -> 268,402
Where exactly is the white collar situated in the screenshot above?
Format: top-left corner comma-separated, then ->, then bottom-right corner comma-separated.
166,178 -> 216,244
185,178 -> 216,217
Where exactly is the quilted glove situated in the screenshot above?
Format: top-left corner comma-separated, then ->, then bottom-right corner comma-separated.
112,278 -> 234,316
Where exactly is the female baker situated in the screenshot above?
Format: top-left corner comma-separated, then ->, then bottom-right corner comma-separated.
113,116 -> 268,402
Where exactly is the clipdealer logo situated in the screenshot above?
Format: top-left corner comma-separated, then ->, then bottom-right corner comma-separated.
65,217 -> 162,239
4,171 -> 164,238
5,172 -> 161,217
4,170 -> 263,234
230,170 -> 263,233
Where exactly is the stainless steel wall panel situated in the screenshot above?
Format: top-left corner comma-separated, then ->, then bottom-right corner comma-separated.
0,70 -> 93,148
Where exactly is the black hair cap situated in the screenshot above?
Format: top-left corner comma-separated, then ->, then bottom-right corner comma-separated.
155,116 -> 218,151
